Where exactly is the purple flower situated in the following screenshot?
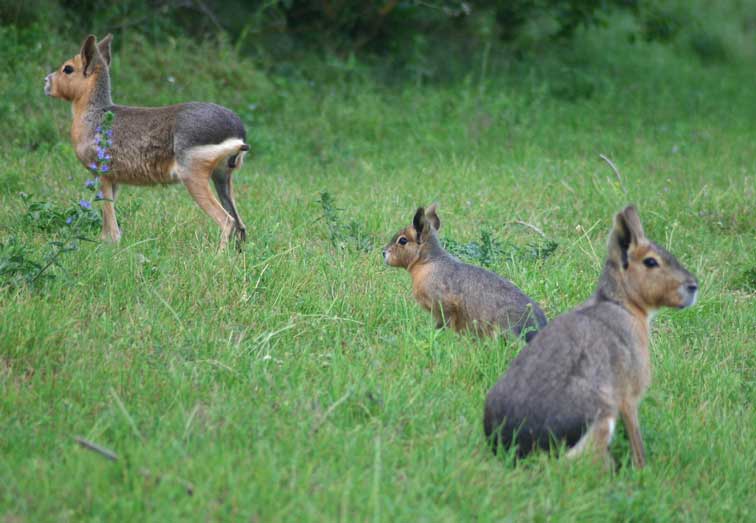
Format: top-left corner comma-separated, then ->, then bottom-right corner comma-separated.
95,126 -> 102,133
97,148 -> 106,160
101,164 -> 109,173
95,191 -> 104,200
103,154 -> 111,161
79,199 -> 92,210
88,162 -> 98,171
85,178 -> 97,189
66,216 -> 73,225
106,130 -> 113,138
94,135 -> 101,145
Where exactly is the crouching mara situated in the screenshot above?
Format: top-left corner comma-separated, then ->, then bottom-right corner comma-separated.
44,34 -> 249,248
383,204 -> 547,341
484,205 -> 698,468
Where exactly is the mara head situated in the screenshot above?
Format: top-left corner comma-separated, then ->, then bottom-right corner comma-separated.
607,205 -> 698,312
383,204 -> 441,268
45,34 -> 112,102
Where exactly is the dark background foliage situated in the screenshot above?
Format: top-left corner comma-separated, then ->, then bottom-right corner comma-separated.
0,0 -> 723,62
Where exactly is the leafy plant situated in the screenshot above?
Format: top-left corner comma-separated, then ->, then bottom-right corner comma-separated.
443,229 -> 558,268
732,267 -> 756,293
316,191 -> 373,252
21,193 -> 101,233
0,236 -> 48,288
0,236 -> 82,290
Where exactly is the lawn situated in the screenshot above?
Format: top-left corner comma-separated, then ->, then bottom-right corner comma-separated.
1,14 -> 755,522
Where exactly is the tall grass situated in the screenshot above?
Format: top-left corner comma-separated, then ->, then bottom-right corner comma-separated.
1,9 -> 754,522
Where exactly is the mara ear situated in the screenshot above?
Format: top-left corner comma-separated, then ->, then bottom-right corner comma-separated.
425,203 -> 441,231
80,35 -> 99,76
97,34 -> 113,67
608,204 -> 646,269
413,206 -> 427,242
620,205 -> 645,242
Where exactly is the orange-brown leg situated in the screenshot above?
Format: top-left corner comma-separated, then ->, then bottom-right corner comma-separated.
99,176 -> 121,242
182,166 -> 236,248
620,404 -> 646,468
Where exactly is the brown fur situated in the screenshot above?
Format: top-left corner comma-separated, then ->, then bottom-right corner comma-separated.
45,34 -> 249,247
383,204 -> 547,340
484,205 -> 699,468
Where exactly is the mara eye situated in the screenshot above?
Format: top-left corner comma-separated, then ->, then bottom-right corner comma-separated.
398,237 -> 408,245
63,65 -> 74,74
643,257 -> 659,268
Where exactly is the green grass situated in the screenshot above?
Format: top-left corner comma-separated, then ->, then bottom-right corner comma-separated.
1,14 -> 755,523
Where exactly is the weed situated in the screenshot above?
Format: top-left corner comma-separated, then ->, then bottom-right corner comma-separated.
443,229 -> 558,268
0,236 -> 49,288
732,267 -> 756,293
316,191 -> 373,252
0,236 -> 82,290
21,193 -> 101,233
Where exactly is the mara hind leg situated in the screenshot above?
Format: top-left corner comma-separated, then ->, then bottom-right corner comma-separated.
211,162 -> 246,244
178,139 -> 248,249
180,164 -> 236,248
565,414 -> 616,470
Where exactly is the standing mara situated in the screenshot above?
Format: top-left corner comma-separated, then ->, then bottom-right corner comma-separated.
45,34 -> 249,247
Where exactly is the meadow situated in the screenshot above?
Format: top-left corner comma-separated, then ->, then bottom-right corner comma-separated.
1,11 -> 755,522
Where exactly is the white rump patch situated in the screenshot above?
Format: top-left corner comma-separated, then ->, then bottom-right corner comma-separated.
183,138 -> 246,172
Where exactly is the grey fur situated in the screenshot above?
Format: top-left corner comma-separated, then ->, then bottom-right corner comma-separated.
174,102 -> 246,159
483,206 -> 698,465
484,300 -> 635,455
417,237 -> 546,340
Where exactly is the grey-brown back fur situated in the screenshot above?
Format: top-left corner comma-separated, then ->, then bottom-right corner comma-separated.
89,102 -> 246,185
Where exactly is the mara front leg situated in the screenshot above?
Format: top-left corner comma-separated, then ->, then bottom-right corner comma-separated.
620,403 -> 646,468
99,176 -> 121,242
432,303 -> 461,331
